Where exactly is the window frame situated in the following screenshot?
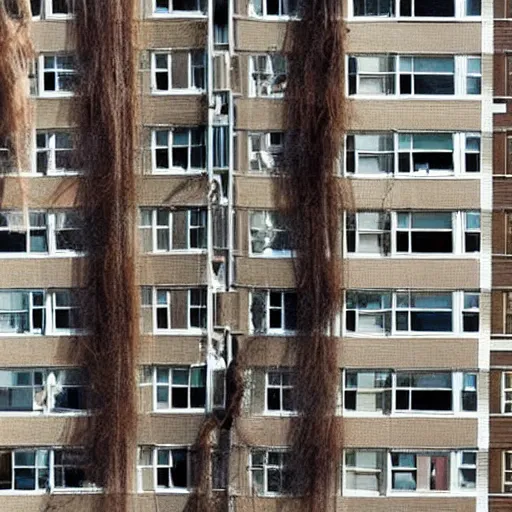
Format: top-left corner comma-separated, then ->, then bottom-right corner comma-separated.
151,128 -> 206,174
249,210 -> 292,258
343,370 -> 478,416
150,51 -> 206,94
248,132 -> 285,172
248,0 -> 298,18
344,132 -> 481,177
265,369 -> 296,415
347,55 -> 481,98
250,449 -> 290,497
345,290 -> 479,337
502,372 -> 512,414
504,451 -> 512,493
137,445 -> 194,494
38,54 -> 76,98
151,0 -> 206,17
153,366 -> 206,413
348,0 -> 481,21
34,131 -> 76,176
250,290 -> 297,336
248,54 -> 288,99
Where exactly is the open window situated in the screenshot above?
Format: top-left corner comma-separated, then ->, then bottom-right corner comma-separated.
249,132 -> 284,172
346,212 -> 391,255
345,450 -> 386,495
138,446 -> 193,492
250,450 -> 291,496
250,211 -> 291,257
36,132 -> 75,175
250,290 -> 297,335
344,371 -> 392,413
249,0 -> 297,16
249,55 -> 287,98
152,51 -> 205,93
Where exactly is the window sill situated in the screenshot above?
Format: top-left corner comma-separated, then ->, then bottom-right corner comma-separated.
152,329 -> 206,336
343,411 -> 478,418
151,169 -> 206,175
248,95 -> 285,100
45,14 -> 74,20
0,411 -> 88,417
152,409 -> 206,415
38,92 -> 74,99
150,89 -> 205,96
344,332 -> 479,338
139,488 -> 191,494
143,250 -> 207,255
350,95 -> 481,100
251,331 -> 297,337
150,12 -> 207,18
346,16 -> 481,22
247,15 -> 298,21
263,411 -> 297,417
249,253 -> 293,259
0,252 -> 83,259
346,253 -> 480,259
345,174 -> 480,179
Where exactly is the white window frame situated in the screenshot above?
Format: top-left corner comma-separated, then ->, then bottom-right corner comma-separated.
248,132 -> 284,172
343,370 -> 477,416
51,290 -> 82,335
45,0 -> 73,19
150,51 -> 206,94
151,128 -> 206,174
248,55 -> 287,99
150,287 -> 206,335
34,131 -> 76,176
265,369 -> 296,415
187,209 -> 207,250
344,132 -> 481,177
249,449 -> 290,497
0,448 -> 98,494
387,451 -> 477,495
501,372 -> 512,414
137,446 -> 193,494
504,451 -> 512,493
139,208 -> 173,253
153,367 -> 206,412
344,290 -> 479,337
348,0 -> 481,19
343,450 -> 386,497
38,54 -> 76,98
249,210 -> 291,258
151,0 -> 206,17
347,55 -> 481,98
0,210 -> 82,258
188,289 -> 207,330
250,290 -> 297,336
248,0 -> 298,18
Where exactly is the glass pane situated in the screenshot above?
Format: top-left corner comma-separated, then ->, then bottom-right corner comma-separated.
172,369 -> 189,385
414,57 -> 454,73
410,212 -> 452,229
412,133 -> 453,150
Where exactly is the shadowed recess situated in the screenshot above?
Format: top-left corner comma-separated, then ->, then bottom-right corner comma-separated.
74,0 -> 139,510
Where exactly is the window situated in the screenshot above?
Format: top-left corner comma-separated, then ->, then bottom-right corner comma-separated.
249,132 -> 284,172
266,370 -> 295,413
53,211 -> 83,252
0,212 -> 47,254
0,369 -> 86,414
153,0 -> 206,15
0,138 -> 14,173
250,290 -> 297,335
505,452 -> 512,492
0,289 -> 83,335
30,0 -> 74,18
137,446 -> 193,492
345,132 -> 480,176
0,290 -> 45,334
345,450 -> 386,495
139,208 -> 207,252
348,55 -> 480,96
0,448 -> 96,492
250,211 -> 291,257
344,450 -> 476,495
39,55 -> 76,96
249,0 -> 297,16
344,371 -> 392,413
346,212 -> 391,255
0,210 -> 83,255
152,52 -> 205,93
152,128 -> 206,173
35,132 -> 75,175
154,367 -> 206,410
188,209 -> 207,249
52,290 -> 82,332
396,212 -> 453,253
503,372 -> 512,413
250,450 -> 291,496
249,55 -> 287,98
344,371 -> 476,414
142,287 -> 206,333
352,0 -> 480,17
189,289 -> 207,329
345,290 -> 479,335
347,211 -> 480,255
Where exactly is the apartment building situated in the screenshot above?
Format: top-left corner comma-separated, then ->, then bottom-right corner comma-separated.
0,0 -> 500,511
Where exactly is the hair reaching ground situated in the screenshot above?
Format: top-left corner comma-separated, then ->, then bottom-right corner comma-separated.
0,0 -> 33,171
284,1 -> 347,510
74,1 -> 139,510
